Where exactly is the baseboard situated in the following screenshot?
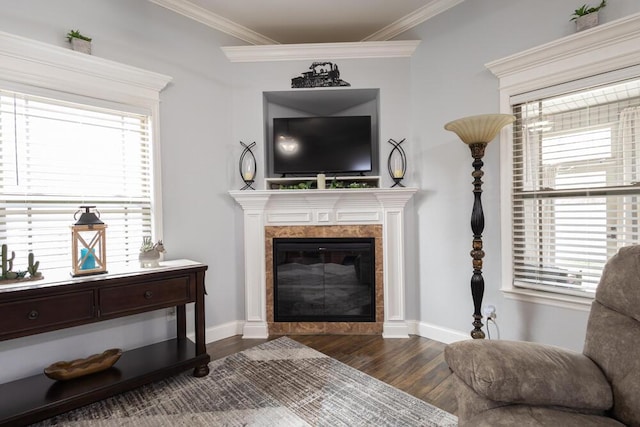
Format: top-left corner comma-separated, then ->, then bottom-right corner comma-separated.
186,320 -> 244,344
206,320 -> 244,343
382,321 -> 410,338
409,320 -> 468,344
194,319 -> 468,345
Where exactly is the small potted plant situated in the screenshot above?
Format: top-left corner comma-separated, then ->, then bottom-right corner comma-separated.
67,29 -> 92,54
571,0 -> 606,32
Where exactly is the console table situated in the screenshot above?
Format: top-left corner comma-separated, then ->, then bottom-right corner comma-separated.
0,260 -> 210,426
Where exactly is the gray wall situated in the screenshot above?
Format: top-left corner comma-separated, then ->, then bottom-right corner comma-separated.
404,0 -> 640,350
1,0 -> 640,383
0,0 -> 244,383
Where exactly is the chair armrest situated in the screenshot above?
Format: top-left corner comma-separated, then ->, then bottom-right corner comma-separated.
444,340 -> 612,411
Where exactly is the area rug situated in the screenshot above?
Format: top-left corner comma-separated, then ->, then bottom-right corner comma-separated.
33,337 -> 458,426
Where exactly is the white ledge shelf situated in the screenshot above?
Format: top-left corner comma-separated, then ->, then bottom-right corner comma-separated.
221,40 -> 421,63
229,187 -> 418,220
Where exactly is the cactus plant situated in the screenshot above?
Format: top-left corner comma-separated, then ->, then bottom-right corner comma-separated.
28,252 -> 41,278
2,244 -> 16,279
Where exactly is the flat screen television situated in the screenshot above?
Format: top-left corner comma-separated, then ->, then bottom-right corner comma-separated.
273,116 -> 372,176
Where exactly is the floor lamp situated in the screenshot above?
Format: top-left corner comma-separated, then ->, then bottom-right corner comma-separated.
444,114 -> 515,339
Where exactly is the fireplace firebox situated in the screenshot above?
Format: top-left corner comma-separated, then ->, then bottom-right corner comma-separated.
273,238 -> 375,322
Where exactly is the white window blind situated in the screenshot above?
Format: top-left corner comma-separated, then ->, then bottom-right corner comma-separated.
0,89 -> 153,272
512,77 -> 640,295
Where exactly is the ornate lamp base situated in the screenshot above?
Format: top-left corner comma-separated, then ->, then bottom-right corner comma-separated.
444,113 -> 515,340
469,142 -> 487,339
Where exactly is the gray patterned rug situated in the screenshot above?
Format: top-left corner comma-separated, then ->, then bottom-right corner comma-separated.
33,337 -> 457,426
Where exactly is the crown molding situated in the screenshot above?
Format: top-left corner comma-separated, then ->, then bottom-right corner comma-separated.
150,0 -> 458,45
362,0 -> 465,41
221,40 -> 420,63
148,0 -> 279,45
0,30 -> 171,105
486,12 -> 640,93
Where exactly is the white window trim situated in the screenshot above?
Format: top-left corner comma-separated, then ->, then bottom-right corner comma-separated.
0,30 -> 172,242
486,12 -> 640,311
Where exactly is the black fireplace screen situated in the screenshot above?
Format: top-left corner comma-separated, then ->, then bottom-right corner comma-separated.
273,237 -> 375,322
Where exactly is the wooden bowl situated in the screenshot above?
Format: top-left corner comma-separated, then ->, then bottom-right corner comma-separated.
44,348 -> 122,381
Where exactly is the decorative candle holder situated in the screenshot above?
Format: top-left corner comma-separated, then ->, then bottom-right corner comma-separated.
239,141 -> 257,190
387,138 -> 406,188
71,206 -> 107,277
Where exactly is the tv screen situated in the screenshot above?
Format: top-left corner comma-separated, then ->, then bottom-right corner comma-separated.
273,116 -> 372,175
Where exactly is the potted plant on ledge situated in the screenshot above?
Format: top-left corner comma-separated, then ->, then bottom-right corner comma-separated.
67,29 -> 92,54
571,0 -> 606,32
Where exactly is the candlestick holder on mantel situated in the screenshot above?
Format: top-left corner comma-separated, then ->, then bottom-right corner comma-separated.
239,141 -> 257,190
387,138 -> 406,188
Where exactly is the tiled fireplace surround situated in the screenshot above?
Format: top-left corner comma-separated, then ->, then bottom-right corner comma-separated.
230,187 -> 416,338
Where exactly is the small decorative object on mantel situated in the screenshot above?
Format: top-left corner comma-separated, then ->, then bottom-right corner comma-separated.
317,173 -> 326,190
66,29 -> 92,54
239,141 -> 257,190
387,138 -> 407,188
44,348 -> 122,381
291,62 -> 350,88
571,0 -> 606,32
71,206 -> 107,277
139,236 -> 166,268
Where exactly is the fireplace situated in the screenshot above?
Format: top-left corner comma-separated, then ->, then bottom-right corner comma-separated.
273,237 -> 375,323
265,225 -> 383,334
229,188 -> 417,338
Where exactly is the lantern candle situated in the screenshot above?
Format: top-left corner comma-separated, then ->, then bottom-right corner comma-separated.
80,248 -> 96,270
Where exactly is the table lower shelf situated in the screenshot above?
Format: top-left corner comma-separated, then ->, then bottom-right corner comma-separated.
0,338 -> 210,426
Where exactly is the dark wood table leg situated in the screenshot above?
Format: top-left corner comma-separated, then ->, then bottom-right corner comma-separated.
193,269 -> 210,377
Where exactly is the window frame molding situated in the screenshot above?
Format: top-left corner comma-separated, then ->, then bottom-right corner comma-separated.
485,12 -> 640,311
0,30 -> 172,243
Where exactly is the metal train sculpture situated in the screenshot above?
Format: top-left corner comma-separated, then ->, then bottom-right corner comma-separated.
291,62 -> 351,88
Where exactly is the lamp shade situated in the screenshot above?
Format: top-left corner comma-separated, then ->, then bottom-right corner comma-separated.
444,114 -> 515,144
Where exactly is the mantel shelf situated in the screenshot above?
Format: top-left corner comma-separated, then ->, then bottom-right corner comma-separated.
229,187 -> 418,212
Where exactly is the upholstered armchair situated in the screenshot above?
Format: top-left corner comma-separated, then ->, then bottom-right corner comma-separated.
444,245 -> 640,426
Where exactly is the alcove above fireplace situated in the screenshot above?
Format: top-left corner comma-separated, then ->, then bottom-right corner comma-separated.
263,88 -> 380,177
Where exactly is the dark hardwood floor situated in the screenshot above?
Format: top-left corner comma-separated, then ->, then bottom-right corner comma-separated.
206,334 -> 458,416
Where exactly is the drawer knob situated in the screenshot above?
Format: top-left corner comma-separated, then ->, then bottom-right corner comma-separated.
28,310 -> 39,320
144,290 -> 153,299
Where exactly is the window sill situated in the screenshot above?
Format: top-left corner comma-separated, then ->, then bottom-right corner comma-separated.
501,286 -> 593,312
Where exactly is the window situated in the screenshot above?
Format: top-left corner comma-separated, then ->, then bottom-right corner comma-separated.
0,89 -> 153,271
511,78 -> 640,296
0,31 -> 170,275
486,13 -> 640,305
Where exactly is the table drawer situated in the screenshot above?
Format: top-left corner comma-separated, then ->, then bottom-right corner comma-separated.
0,291 -> 95,338
99,276 -> 191,316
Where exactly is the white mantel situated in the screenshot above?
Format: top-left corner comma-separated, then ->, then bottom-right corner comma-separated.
229,187 -> 417,338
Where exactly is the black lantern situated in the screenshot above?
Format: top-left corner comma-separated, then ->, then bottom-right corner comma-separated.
387,138 -> 407,188
71,206 -> 107,276
239,141 -> 257,190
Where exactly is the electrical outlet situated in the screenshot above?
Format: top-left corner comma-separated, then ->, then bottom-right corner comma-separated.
166,307 -> 176,321
482,304 -> 497,320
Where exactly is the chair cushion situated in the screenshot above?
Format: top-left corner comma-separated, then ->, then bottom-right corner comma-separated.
584,301 -> 640,426
595,245 -> 640,322
445,340 -> 612,410
463,405 -> 625,427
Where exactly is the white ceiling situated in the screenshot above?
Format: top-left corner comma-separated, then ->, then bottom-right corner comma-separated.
149,0 -> 463,44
